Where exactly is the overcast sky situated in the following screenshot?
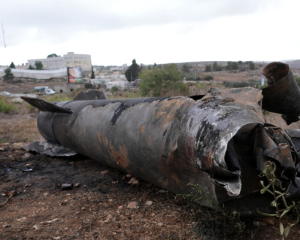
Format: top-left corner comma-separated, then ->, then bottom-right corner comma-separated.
0,0 -> 299,66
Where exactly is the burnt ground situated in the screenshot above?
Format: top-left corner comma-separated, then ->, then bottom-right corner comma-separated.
1,143 -> 300,240
0,143 -> 196,240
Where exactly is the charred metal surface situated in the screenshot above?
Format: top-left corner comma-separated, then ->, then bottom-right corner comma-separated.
21,64 -> 300,215
262,62 -> 300,124
23,141 -> 77,157
73,90 -> 108,101
22,97 -> 72,113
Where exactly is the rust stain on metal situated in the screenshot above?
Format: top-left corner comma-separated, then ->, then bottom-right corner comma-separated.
140,125 -> 145,134
109,144 -> 130,169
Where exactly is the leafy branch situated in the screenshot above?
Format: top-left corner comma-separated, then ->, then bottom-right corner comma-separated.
258,161 -> 299,239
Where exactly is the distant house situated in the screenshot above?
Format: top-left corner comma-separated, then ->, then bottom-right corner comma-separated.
27,52 -> 92,71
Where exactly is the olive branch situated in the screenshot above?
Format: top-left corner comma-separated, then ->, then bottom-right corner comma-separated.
258,161 -> 299,240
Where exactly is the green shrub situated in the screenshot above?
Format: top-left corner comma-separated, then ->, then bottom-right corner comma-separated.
140,64 -> 189,97
203,75 -> 214,80
111,86 -> 120,94
85,83 -> 94,89
0,98 -> 16,113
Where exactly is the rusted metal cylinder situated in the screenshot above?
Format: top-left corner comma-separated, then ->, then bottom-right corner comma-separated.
22,84 -> 300,215
262,62 -> 300,124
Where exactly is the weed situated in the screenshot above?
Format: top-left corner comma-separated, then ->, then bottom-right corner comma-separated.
196,84 -> 203,90
203,75 -> 214,80
263,110 -> 269,116
44,94 -> 73,103
0,97 -> 17,113
258,161 -> 299,239
177,183 -> 250,240
0,138 -> 9,143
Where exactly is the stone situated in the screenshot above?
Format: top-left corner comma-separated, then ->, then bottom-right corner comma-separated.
118,206 -> 123,210
74,183 -> 80,188
259,222 -> 268,227
128,177 -> 139,185
33,225 -> 39,230
126,174 -> 132,178
145,201 -> 153,206
263,218 -> 275,226
5,190 -> 16,197
127,201 -> 139,209
159,189 -> 167,193
101,170 -> 109,175
61,184 -> 73,190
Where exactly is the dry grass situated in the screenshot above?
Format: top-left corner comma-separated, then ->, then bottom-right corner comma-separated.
0,99 -> 43,143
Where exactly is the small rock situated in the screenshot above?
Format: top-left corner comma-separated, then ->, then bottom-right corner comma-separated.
108,199 -> 113,202
46,218 -> 59,223
69,162 -> 74,165
259,222 -> 268,227
101,170 -> 109,175
61,184 -> 73,190
263,218 -> 275,226
127,201 -> 139,209
118,206 -> 123,210
145,201 -> 153,206
5,190 -> 16,197
6,168 -> 12,172
61,200 -> 68,206
116,223 -> 121,228
52,237 -> 61,240
33,225 -> 39,230
25,184 -> 32,187
82,207 -> 86,210
159,189 -> 167,193
3,224 -> 11,228
74,183 -> 80,188
126,174 -> 132,178
12,142 -> 26,150
0,147 -> 4,151
158,222 -> 163,226
128,177 -> 139,185
253,221 -> 260,227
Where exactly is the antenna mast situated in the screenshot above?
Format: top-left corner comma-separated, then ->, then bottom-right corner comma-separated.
2,23 -> 6,48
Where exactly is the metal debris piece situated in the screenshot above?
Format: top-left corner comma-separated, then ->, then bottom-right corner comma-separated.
23,141 -> 77,157
21,66 -> 300,215
61,184 -> 73,190
22,168 -> 33,172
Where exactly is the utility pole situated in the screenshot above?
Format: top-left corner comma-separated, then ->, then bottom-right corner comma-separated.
2,23 -> 6,48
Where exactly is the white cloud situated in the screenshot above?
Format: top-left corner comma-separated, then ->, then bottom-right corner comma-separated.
0,0 -> 298,66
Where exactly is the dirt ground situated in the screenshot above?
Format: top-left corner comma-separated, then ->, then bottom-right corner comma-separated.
1,74 -> 300,239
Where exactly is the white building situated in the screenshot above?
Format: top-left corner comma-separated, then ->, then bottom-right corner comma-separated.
27,52 -> 92,71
